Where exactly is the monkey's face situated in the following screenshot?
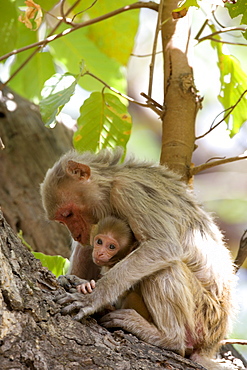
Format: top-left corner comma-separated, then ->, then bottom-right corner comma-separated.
92,234 -> 120,266
54,201 -> 96,245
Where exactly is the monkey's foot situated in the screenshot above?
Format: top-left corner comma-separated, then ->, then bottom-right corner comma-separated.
100,308 -> 185,356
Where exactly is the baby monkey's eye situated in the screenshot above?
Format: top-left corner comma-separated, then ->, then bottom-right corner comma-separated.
109,244 -> 116,250
96,238 -> 103,245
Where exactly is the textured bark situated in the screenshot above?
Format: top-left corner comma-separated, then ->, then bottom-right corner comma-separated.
0,210 -> 209,370
160,2 -> 201,181
0,86 -> 72,257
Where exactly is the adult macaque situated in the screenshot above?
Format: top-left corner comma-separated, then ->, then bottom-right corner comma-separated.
41,148 -> 236,368
76,216 -> 151,322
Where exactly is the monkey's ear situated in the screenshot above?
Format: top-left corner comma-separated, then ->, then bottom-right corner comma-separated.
66,160 -> 91,181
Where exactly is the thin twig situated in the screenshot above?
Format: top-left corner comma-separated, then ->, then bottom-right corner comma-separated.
196,90 -> 247,140
221,339 -> 247,346
148,0 -> 164,97
191,155 -> 247,176
84,71 -> 148,108
131,50 -> 163,58
71,0 -> 99,23
197,26 -> 247,44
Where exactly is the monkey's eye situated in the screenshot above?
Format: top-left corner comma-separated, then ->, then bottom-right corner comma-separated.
109,244 -> 116,250
96,238 -> 103,245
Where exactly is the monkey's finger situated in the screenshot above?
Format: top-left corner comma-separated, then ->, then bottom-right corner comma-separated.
54,292 -> 81,305
90,280 -> 96,289
57,275 -> 73,291
73,307 -> 93,321
77,284 -> 90,294
60,300 -> 87,315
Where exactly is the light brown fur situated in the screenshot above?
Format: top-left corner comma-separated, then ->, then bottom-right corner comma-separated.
76,216 -> 151,322
41,148 -> 237,368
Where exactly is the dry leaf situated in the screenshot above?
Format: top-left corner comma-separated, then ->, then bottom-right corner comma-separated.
18,0 -> 43,30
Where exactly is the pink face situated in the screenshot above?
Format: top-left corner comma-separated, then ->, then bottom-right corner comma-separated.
92,234 -> 120,266
55,202 -> 95,245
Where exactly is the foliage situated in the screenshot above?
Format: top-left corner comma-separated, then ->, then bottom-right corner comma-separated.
18,230 -> 69,277
32,252 -> 70,277
0,0 -> 246,155
74,91 -> 132,152
226,0 -> 247,39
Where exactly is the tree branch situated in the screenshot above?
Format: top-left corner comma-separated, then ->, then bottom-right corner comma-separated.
191,154 -> 247,176
0,2 -> 158,63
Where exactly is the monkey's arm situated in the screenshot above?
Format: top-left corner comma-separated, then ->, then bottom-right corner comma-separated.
55,239 -> 179,319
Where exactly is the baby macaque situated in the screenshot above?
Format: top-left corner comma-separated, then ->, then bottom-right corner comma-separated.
76,216 -> 136,292
41,148 -> 237,369
76,216 -> 151,322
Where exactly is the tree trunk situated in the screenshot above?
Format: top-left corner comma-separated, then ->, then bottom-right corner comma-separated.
0,86 -> 72,257
160,2 -> 200,182
0,209 -> 210,369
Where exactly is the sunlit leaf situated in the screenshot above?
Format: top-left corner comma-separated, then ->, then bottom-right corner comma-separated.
66,0 -> 139,66
50,26 -> 126,93
33,252 -> 70,277
74,91 -> 132,153
40,73 -> 78,126
217,53 -> 247,136
0,0 -> 18,55
84,0 -> 139,66
173,0 -> 199,12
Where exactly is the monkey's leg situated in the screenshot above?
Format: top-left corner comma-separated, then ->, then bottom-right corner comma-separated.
99,308 -> 184,355
140,264 -> 197,355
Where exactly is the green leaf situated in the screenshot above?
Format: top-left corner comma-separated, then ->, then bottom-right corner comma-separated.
9,51 -> 56,102
65,0 -> 139,65
50,27 -> 126,93
0,0 -> 18,56
32,252 -> 70,278
173,0 -> 199,12
84,0 -> 139,66
40,72 -> 78,126
217,54 -> 247,136
225,0 -> 247,24
74,91 -> 132,152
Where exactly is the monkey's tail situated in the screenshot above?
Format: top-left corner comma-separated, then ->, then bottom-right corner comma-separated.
191,353 -> 239,370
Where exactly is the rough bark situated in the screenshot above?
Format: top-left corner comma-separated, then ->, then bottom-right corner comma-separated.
0,210 -> 209,370
0,86 -> 72,257
160,2 -> 201,181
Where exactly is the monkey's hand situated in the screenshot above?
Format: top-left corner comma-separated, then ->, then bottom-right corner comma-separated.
54,290 -> 99,319
76,280 -> 96,294
58,275 -> 90,292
